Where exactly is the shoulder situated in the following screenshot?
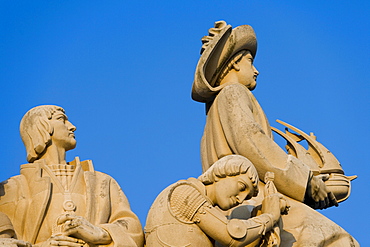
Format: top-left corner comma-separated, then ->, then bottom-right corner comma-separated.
168,179 -> 209,223
219,83 -> 249,95
92,170 -> 112,178
84,170 -> 123,190
79,159 -> 118,183
1,175 -> 24,189
217,83 -> 252,102
215,83 -> 253,111
0,175 -> 25,203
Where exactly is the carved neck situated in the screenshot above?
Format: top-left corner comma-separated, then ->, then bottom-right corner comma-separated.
38,145 -> 67,166
219,70 -> 239,86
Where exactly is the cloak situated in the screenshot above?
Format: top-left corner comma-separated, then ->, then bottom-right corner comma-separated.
200,83 -> 359,246
201,83 -> 310,201
0,158 -> 144,247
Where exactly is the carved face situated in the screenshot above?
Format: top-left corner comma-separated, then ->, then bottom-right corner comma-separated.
50,110 -> 77,151
237,51 -> 259,91
212,174 -> 255,210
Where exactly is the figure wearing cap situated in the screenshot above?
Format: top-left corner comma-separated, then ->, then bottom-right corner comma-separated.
192,21 -> 358,246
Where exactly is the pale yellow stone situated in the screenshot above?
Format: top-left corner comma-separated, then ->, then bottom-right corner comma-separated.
0,105 -> 144,247
192,20 -> 358,246
145,155 -> 287,247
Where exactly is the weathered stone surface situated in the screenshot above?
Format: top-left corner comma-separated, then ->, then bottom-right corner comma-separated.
0,105 -> 144,247
191,20 -> 358,246
145,155 -> 288,246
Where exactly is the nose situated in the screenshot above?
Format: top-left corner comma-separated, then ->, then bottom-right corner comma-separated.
66,121 -> 76,132
253,66 -> 259,76
236,191 -> 250,203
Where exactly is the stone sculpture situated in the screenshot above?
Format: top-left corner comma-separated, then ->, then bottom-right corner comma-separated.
191,21 -> 358,246
0,105 -> 144,247
0,212 -> 32,247
145,155 -> 288,247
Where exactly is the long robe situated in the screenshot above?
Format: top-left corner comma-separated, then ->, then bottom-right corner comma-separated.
200,83 -> 358,246
0,158 -> 144,247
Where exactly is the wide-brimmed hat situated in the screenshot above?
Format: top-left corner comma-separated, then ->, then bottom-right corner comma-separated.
191,21 -> 257,103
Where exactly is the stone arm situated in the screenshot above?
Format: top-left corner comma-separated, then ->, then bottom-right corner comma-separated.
0,212 -> 32,247
32,174 -> 144,247
214,84 -> 311,201
98,177 -> 144,247
195,202 -> 275,247
170,182 -> 283,246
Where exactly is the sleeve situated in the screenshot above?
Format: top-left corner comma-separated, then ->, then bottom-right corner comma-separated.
168,183 -> 208,223
194,202 -> 275,247
98,177 -> 144,247
216,84 -> 311,201
0,212 -> 14,238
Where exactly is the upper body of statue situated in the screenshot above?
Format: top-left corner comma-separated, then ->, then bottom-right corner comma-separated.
145,155 -> 287,247
191,21 -> 358,246
0,105 -> 144,247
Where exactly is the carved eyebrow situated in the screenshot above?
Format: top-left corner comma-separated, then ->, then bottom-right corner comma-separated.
238,181 -> 247,191
53,112 -> 68,120
238,177 -> 250,188
246,55 -> 254,63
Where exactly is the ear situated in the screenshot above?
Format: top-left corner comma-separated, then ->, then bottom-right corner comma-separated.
232,62 -> 240,71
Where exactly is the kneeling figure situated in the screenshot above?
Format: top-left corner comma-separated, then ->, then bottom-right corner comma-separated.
145,155 -> 286,247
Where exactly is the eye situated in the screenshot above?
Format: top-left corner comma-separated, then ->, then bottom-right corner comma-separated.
57,117 -> 66,123
238,181 -> 246,191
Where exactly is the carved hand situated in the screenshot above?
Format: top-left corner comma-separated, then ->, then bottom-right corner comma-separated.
306,174 -> 338,209
0,238 -> 32,247
57,215 -> 112,245
39,235 -> 84,247
261,193 -> 284,225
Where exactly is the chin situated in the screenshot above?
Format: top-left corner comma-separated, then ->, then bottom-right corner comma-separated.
218,204 -> 231,211
66,141 -> 77,151
248,83 -> 257,91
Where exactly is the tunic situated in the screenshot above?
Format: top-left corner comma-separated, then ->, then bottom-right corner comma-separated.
201,83 -> 310,201
0,158 -> 144,247
200,83 -> 359,246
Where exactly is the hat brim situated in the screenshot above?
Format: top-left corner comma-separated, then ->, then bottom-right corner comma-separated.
192,23 -> 257,103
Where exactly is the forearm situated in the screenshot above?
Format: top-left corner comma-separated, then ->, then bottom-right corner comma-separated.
104,178 -> 144,247
228,214 -> 275,247
195,205 -> 275,247
224,122 -> 310,200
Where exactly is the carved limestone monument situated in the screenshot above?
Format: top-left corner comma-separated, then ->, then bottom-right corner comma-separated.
145,155 -> 289,246
0,105 -> 144,247
191,21 -> 358,246
0,212 -> 32,247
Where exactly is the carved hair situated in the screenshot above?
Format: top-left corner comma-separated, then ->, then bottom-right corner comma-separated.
214,50 -> 248,86
198,155 -> 259,196
20,105 -> 65,163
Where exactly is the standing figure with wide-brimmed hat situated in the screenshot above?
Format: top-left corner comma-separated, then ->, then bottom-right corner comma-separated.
192,20 -> 358,246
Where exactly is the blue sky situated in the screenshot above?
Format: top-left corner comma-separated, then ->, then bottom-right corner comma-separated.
1,1 -> 369,244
